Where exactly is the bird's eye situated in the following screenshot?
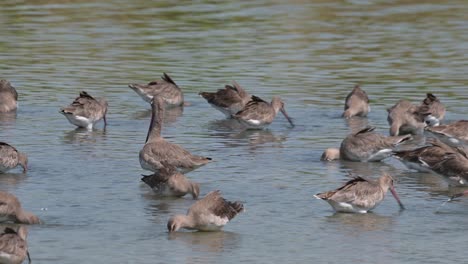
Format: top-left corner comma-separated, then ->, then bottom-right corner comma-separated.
148,81 -> 158,85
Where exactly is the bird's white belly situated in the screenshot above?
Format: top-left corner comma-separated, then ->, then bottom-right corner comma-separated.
196,215 -> 229,231
240,119 -> 267,129
65,114 -> 94,130
329,200 -> 371,214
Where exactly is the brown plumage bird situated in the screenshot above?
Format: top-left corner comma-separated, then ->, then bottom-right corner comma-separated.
139,96 -> 211,173
314,174 -> 405,213
0,225 -> 31,264
387,99 -> 428,136
167,190 -> 244,232
128,73 -> 183,107
393,138 -> 468,186
0,80 -> 18,113
425,120 -> 468,147
321,127 -> 411,162
232,95 -> 294,129
141,163 -> 200,199
60,91 -> 108,130
0,192 -> 40,224
0,142 -> 27,173
199,81 -> 251,118
419,93 -> 445,126
342,85 -> 370,118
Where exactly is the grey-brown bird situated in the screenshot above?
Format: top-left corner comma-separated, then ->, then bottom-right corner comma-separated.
0,143 -> 27,173
167,190 -> 244,232
199,81 -> 251,118
387,99 -> 428,136
232,95 -> 294,129
0,80 -> 18,113
128,73 -> 183,107
321,127 -> 411,162
419,93 -> 445,126
141,163 -> 200,199
314,174 -> 405,213
393,138 -> 468,186
139,96 -> 211,173
425,120 -> 468,147
0,225 -> 31,264
0,192 -> 40,224
60,91 -> 108,130
342,85 -> 370,119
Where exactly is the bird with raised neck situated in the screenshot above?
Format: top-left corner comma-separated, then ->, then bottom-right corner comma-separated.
139,96 -> 211,173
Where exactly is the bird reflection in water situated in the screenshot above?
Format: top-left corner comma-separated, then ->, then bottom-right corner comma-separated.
207,120 -> 287,150
0,172 -> 28,186
132,106 -> 184,126
62,128 -> 107,145
0,111 -> 16,124
168,231 -> 240,253
326,212 -> 395,233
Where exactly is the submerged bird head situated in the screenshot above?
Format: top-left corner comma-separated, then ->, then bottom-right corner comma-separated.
321,148 -> 340,161
167,215 -> 187,232
18,152 -> 28,173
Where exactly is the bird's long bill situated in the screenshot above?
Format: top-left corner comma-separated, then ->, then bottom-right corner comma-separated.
280,107 -> 295,127
389,186 -> 405,210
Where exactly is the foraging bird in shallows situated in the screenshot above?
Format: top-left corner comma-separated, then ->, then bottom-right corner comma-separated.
314,174 -> 405,213
425,120 -> 468,147
0,226 -> 30,264
342,85 -> 370,118
232,95 -> 294,129
393,138 -> 468,186
128,73 -> 184,107
0,143 -> 27,173
167,190 -> 244,232
60,91 -> 108,130
419,93 -> 445,127
139,96 -> 211,173
199,81 -> 251,118
320,127 -> 411,162
0,80 -> 18,113
0,192 -> 41,224
141,163 -> 200,199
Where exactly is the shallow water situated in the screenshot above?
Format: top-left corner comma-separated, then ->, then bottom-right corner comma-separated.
1,0 -> 468,263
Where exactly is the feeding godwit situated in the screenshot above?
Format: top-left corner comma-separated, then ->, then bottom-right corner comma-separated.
342,85 -> 370,119
128,73 -> 183,107
387,99 -> 429,136
0,225 -> 30,264
393,138 -> 468,186
0,143 -> 27,173
232,95 -> 294,129
199,81 -> 251,118
0,192 -> 40,224
0,80 -> 18,113
419,93 -> 445,127
141,163 -> 200,199
320,127 -> 411,162
425,120 -> 468,147
139,96 -> 211,173
60,91 -> 108,130
314,174 -> 405,213
167,190 -> 244,232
